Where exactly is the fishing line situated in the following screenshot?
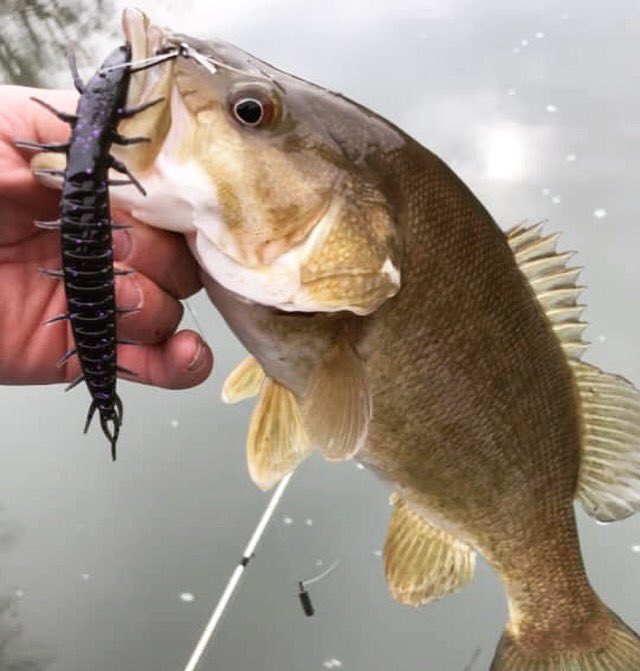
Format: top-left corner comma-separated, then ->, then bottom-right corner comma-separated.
462,646 -> 482,671
297,560 -> 339,617
183,298 -> 208,345
182,472 -> 294,671
300,559 -> 339,587
98,49 -> 181,74
177,42 -> 251,77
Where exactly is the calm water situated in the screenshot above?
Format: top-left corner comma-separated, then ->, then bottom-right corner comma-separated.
0,1 -> 639,669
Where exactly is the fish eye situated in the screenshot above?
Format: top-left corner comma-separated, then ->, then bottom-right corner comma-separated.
229,88 -> 278,128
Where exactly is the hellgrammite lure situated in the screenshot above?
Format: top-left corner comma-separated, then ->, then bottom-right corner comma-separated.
16,43 -> 178,459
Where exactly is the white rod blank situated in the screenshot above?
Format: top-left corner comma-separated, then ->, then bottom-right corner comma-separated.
182,472 -> 294,671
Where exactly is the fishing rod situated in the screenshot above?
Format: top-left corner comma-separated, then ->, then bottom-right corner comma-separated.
182,472 -> 294,671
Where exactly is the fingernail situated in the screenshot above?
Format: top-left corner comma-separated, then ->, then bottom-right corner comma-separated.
116,275 -> 143,312
187,340 -> 205,371
113,230 -> 133,262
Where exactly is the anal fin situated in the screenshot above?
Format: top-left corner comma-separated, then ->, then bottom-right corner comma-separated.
247,378 -> 310,491
302,335 -> 371,461
571,359 -> 640,522
384,494 -> 475,606
222,356 -> 265,404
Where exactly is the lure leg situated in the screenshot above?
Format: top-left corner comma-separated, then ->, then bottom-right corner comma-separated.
83,400 -> 98,434
65,375 -> 85,392
117,97 -> 164,119
57,348 -> 77,367
68,52 -> 85,94
109,156 -> 146,195
116,365 -> 138,377
34,219 -> 62,230
38,268 -> 64,279
15,140 -> 69,152
33,169 -> 65,179
110,132 -> 150,146
43,313 -> 69,325
30,97 -> 77,124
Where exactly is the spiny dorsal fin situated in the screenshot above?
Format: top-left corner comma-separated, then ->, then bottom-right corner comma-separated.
570,359 -> 640,522
506,222 -> 588,360
301,335 -> 371,461
222,356 -> 265,404
384,494 -> 475,606
247,378 -> 311,491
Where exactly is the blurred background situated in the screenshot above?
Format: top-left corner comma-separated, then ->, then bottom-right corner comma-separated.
0,0 -> 639,669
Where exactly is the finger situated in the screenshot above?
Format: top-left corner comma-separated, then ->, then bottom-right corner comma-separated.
0,87 -> 77,238
114,272 -> 183,345
117,330 -> 213,389
113,215 -> 201,299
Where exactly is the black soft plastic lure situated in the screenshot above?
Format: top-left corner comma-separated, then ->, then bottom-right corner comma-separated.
17,43 -> 168,459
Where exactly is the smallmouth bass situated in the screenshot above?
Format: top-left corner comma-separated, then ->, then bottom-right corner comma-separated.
32,9 -> 640,670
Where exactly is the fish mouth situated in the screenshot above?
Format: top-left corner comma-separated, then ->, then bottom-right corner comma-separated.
121,9 -> 172,102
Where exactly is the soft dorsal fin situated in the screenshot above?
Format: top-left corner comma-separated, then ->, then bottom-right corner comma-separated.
570,360 -> 640,522
247,378 -> 311,491
507,222 -> 588,359
222,356 -> 265,404
301,335 -> 371,461
384,494 -> 475,606
508,223 -> 640,522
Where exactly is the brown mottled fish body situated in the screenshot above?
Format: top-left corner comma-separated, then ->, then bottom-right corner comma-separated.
32,10 -> 640,669
360,143 -> 593,649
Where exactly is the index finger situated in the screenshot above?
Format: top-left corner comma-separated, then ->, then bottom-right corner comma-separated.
0,86 -> 77,235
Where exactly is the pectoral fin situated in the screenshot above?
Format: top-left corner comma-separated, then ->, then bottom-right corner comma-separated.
247,378 -> 311,491
302,335 -> 371,461
571,360 -> 640,522
222,356 -> 265,404
384,494 -> 475,606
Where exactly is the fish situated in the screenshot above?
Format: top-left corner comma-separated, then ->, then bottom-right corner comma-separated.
32,9 -> 640,670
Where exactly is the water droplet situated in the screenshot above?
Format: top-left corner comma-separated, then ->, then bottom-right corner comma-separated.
521,39 -> 529,46
14,589 -> 24,599
283,516 -> 294,525
315,559 -> 324,567
180,592 -> 195,602
535,31 -> 545,39
551,195 -> 562,204
81,573 -> 90,581
593,208 -> 607,219
565,153 -> 577,162
597,334 -> 606,343
356,463 -> 365,470
323,659 -> 343,669
305,518 -> 314,526
170,419 -> 179,428
542,187 -> 551,196
507,88 -> 516,96
546,104 -> 558,113
373,549 -> 382,558
632,545 -> 640,553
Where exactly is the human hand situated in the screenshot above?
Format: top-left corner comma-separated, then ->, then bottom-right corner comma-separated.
0,85 -> 213,388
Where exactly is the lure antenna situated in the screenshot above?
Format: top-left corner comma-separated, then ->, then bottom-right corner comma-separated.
182,472 -> 294,671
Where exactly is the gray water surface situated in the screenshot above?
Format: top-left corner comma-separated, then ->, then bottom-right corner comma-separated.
0,1 -> 639,670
